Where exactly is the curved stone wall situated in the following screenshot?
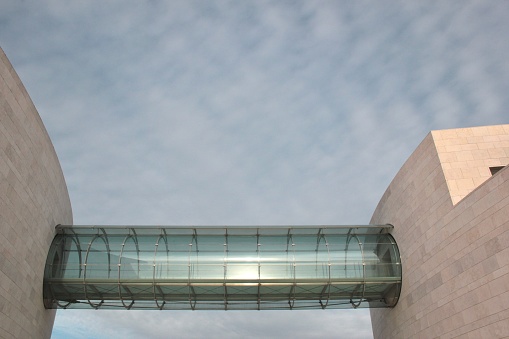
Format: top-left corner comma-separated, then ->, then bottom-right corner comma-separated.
0,48 -> 73,338
370,126 -> 509,338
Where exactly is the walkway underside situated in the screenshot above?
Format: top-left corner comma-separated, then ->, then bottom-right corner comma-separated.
44,225 -> 401,310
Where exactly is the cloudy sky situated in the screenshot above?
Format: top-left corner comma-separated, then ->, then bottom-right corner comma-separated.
1,1 -> 509,338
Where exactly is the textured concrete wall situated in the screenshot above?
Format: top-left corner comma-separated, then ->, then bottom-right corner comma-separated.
0,48 -> 73,338
370,125 -> 509,338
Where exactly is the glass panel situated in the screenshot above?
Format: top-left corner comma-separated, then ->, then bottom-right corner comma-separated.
226,235 -> 259,280
259,235 -> 292,280
85,236 -> 111,280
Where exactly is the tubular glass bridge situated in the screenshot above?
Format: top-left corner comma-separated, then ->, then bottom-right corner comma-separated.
44,225 -> 401,310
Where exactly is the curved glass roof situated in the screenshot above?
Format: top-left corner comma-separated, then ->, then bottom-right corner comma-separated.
44,225 -> 401,310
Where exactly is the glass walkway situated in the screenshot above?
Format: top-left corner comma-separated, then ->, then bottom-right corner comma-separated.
44,225 -> 401,310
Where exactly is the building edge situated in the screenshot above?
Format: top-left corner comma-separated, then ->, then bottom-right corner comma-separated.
370,125 -> 509,338
0,47 -> 73,338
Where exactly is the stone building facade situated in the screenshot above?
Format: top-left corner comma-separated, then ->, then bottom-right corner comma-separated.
0,48 -> 72,338
371,125 -> 509,338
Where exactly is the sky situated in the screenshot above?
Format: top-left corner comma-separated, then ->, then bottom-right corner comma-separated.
1,1 -> 508,338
